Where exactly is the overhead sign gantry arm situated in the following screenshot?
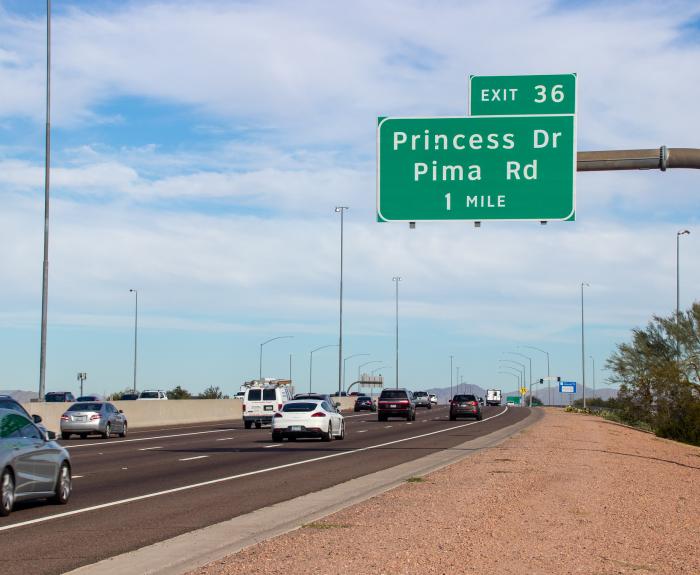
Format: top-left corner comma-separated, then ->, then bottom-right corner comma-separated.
577,147 -> 700,172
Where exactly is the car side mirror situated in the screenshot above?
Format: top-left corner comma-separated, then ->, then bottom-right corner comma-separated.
448,400 -> 452,403
45,430 -> 56,441
32,414 -> 43,424
119,410 -> 124,413
334,402 -> 341,409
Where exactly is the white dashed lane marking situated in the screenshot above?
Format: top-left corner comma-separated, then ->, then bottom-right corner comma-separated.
139,446 -> 163,451
357,430 -> 367,433
216,437 -> 234,441
178,456 -> 209,461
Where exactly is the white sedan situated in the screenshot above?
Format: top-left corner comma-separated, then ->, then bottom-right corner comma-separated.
271,399 -> 345,442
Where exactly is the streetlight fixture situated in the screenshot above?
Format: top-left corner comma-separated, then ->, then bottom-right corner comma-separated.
499,359 -> 525,394
309,344 -> 337,393
505,351 -> 533,406
129,289 -> 138,394
335,206 -> 349,396
344,353 -> 369,393
520,345 -> 551,405
371,365 -> 390,375
677,230 -> 690,319
259,336 -> 293,383
38,0 -> 52,402
392,276 -> 401,388
498,371 -> 520,390
581,282 -> 590,408
358,360 -> 382,381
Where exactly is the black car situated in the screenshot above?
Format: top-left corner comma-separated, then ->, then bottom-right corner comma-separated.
450,394 -> 483,421
45,391 -> 75,402
353,396 -> 376,412
120,393 -> 139,400
377,388 -> 416,421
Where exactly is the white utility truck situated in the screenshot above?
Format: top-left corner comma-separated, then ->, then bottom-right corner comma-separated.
486,389 -> 502,406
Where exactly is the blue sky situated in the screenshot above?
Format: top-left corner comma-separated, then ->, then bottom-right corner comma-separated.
1,0 -> 699,399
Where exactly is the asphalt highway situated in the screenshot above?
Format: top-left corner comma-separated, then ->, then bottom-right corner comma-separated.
0,405 -> 528,575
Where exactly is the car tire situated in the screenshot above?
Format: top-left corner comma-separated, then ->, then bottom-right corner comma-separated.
61,432 -> 71,440
338,421 -> 345,440
255,422 -> 262,429
378,414 -> 386,422
101,424 -> 111,439
322,422 -> 333,442
288,435 -> 297,441
477,414 -> 483,421
427,404 -> 432,409
449,414 -> 456,421
272,431 -> 283,442
244,421 -> 252,429
79,433 -> 87,439
50,462 -> 71,505
0,468 -> 15,517
411,411 -> 416,421
119,423 -> 128,438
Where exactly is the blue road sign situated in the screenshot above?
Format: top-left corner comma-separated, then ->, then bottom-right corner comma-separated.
560,381 -> 576,394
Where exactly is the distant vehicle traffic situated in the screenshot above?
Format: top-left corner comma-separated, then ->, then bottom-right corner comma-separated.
450,394 -> 483,421
137,390 -> 168,400
120,392 -> 139,400
233,391 -> 245,400
0,408 -> 72,516
429,394 -> 438,406
412,391 -> 432,409
478,397 -> 485,406
486,389 -> 502,406
243,384 -> 293,429
377,388 -> 416,421
77,395 -> 103,402
45,391 -> 75,403
271,400 -> 345,442
60,402 -> 128,439
353,396 -> 376,412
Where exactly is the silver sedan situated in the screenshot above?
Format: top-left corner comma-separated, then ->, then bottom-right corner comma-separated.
60,402 -> 127,440
1,408 -> 72,516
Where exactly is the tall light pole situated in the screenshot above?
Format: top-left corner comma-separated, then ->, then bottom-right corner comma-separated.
77,372 -> 86,397
392,277 -> 401,388
344,353 -> 369,393
129,289 -> 138,394
309,344 -> 337,393
677,230 -> 690,318
450,355 -> 453,400
590,355 -> 596,400
505,352 -> 532,405
335,206 -> 349,396
520,345 -> 550,405
38,0 -> 52,401
581,282 -> 590,408
499,359 -> 525,394
499,367 -> 522,394
260,335 -> 293,383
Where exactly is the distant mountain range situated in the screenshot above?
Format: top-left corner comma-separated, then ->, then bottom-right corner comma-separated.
425,384 -> 618,406
0,390 -> 39,403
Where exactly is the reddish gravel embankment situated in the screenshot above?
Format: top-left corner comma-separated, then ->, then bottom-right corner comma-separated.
190,409 -> 700,575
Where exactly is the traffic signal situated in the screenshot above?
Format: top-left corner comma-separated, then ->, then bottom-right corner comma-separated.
557,376 -> 561,382
539,378 -> 544,384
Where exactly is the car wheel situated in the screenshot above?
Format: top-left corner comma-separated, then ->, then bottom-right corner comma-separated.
378,414 -> 386,422
79,433 -> 87,439
61,432 -> 71,440
50,462 -> 71,505
272,431 -> 283,442
255,422 -> 262,429
322,422 -> 333,442
0,468 -> 15,517
244,421 -> 252,429
477,414 -> 483,421
411,411 -> 416,421
101,423 -> 111,439
427,404 -> 432,409
449,414 -> 456,421
288,435 -> 297,441
338,421 -> 345,440
119,422 -> 128,438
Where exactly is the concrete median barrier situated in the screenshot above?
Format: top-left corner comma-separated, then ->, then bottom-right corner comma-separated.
23,399 -> 243,434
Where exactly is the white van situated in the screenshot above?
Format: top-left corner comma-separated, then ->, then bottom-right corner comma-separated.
243,385 -> 293,429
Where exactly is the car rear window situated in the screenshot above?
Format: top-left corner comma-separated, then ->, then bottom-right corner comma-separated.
380,390 -> 408,399
45,394 -> 67,402
453,395 -> 476,402
262,389 -> 277,401
139,391 -> 161,399
68,402 -> 102,412
282,402 -> 318,412
414,392 -> 427,397
247,389 -> 261,401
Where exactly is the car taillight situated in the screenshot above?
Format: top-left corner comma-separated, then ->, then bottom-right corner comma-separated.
242,404 -> 245,411
311,412 -> 326,417
61,415 -> 69,421
274,412 -> 283,418
397,400 -> 409,405
90,414 -> 101,421
278,403 -> 283,410
471,401 -> 478,406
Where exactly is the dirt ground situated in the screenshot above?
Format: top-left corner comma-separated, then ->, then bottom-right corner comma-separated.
189,408 -> 700,575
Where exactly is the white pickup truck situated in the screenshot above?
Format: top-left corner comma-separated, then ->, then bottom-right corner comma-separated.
486,389 -> 502,406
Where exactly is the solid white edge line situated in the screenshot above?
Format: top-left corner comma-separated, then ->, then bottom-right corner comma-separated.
0,407 -> 508,533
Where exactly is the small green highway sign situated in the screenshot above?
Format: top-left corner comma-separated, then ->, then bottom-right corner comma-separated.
377,114 -> 575,222
469,74 -> 576,116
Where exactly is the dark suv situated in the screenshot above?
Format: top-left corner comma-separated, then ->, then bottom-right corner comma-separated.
377,388 -> 416,421
450,394 -> 482,421
45,391 -> 76,402
353,396 -> 376,412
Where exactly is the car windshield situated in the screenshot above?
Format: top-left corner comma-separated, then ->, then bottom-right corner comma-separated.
262,389 -> 277,401
247,389 -> 261,401
380,390 -> 407,399
414,392 -> 427,397
282,402 -> 319,412
357,396 -> 371,401
140,392 -> 160,398
68,402 -> 102,412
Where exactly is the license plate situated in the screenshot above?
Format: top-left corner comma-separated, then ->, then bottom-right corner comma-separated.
264,405 -> 273,411
75,416 -> 86,422
290,426 -> 303,432
390,404 -> 397,408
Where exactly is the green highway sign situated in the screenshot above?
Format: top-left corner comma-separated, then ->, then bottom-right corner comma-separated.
377,115 -> 575,222
469,74 -> 576,116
